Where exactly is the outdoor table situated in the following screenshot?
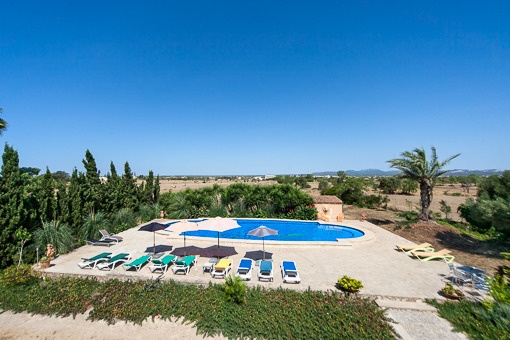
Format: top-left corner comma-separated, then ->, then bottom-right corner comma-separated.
457,266 -> 486,277
202,258 -> 218,274
146,252 -> 165,260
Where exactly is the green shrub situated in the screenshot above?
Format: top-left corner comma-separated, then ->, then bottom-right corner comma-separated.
337,275 -> 364,292
0,264 -> 40,286
222,275 -> 247,304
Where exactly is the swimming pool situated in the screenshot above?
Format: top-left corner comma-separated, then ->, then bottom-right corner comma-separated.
180,219 -> 364,242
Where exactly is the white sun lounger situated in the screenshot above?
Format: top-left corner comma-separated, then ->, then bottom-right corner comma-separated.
235,258 -> 253,281
258,260 -> 274,282
281,260 -> 301,284
96,253 -> 131,270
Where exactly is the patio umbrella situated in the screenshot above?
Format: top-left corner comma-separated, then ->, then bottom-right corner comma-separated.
244,250 -> 273,261
201,245 -> 238,259
247,225 -> 278,260
144,244 -> 173,254
197,217 -> 241,259
171,245 -> 203,257
138,222 -> 168,255
165,220 -> 199,256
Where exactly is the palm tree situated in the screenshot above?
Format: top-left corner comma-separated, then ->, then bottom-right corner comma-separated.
0,108 -> 7,135
388,147 -> 460,221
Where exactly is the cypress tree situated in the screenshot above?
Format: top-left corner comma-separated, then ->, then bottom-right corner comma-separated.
82,150 -> 102,215
154,175 -> 160,203
37,167 -> 57,222
103,161 -> 121,215
0,144 -> 30,268
142,170 -> 155,204
120,162 -> 139,210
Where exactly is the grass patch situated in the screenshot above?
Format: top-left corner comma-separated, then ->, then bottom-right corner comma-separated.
428,299 -> 510,339
0,275 -> 396,339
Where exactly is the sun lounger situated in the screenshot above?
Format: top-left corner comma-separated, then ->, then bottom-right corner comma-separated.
258,260 -> 274,282
86,238 -> 115,247
410,248 -> 455,263
149,254 -> 177,273
172,255 -> 198,275
77,252 -> 112,269
281,261 -> 301,284
211,259 -> 233,278
396,242 -> 434,254
99,229 -> 123,243
235,258 -> 253,281
123,255 -> 152,271
96,253 -> 131,270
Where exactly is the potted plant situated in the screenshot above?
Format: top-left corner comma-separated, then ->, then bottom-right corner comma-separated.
441,283 -> 464,300
337,275 -> 364,293
39,256 -> 51,269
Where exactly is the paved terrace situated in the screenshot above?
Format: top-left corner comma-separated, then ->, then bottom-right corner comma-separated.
44,219 -> 484,302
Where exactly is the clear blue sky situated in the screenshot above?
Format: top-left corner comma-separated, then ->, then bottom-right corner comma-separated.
1,1 -> 509,176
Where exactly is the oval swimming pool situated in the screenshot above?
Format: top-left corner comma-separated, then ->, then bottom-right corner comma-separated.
182,219 -> 364,242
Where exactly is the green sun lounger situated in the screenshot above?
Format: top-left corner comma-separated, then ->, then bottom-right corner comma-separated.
172,255 -> 198,275
77,252 -> 112,269
149,254 -> 177,273
123,255 -> 152,271
96,253 -> 131,270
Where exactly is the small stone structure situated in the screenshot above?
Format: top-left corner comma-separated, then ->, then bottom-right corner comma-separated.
313,195 -> 343,222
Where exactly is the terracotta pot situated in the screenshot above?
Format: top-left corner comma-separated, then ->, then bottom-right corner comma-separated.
40,261 -> 51,269
442,289 -> 464,300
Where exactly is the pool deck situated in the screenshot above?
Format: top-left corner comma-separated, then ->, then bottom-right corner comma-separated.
44,219 -> 485,302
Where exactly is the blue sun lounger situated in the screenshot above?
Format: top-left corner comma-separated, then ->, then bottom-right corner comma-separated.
258,260 -> 274,282
77,252 -> 112,269
281,261 -> 301,284
235,258 -> 253,281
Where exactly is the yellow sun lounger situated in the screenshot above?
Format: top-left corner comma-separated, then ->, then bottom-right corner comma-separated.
410,248 -> 455,263
211,259 -> 232,278
396,242 -> 434,254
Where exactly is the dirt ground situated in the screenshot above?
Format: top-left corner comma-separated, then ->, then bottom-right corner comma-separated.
158,179 -> 509,274
341,184 -> 509,274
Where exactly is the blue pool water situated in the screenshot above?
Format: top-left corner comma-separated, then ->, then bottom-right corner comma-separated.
180,219 -> 364,242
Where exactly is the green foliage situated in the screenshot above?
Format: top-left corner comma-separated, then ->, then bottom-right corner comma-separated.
459,172 -> 510,236
429,299 -> 510,339
439,199 -> 452,220
34,220 -> 74,255
400,179 -> 418,195
112,208 -> 137,233
138,204 -> 160,223
388,146 -> 460,220
378,177 -> 400,194
222,275 -> 247,304
337,275 -> 364,292
0,277 -> 395,339
0,264 -> 40,286
0,144 -> 35,268
79,212 -> 110,241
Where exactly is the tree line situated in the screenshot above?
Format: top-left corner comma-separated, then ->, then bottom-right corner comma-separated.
0,144 -> 161,269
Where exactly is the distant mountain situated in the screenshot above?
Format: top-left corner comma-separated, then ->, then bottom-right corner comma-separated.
312,169 -> 506,177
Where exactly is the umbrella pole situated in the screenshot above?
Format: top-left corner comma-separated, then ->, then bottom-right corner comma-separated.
184,232 -> 187,256
217,232 -> 220,259
153,231 -> 156,255
263,237 -> 265,260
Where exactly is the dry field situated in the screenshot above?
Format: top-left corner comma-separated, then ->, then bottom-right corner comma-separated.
157,178 -> 508,273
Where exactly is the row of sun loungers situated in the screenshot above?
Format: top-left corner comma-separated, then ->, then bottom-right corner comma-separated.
77,252 -> 301,283
395,242 -> 455,263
